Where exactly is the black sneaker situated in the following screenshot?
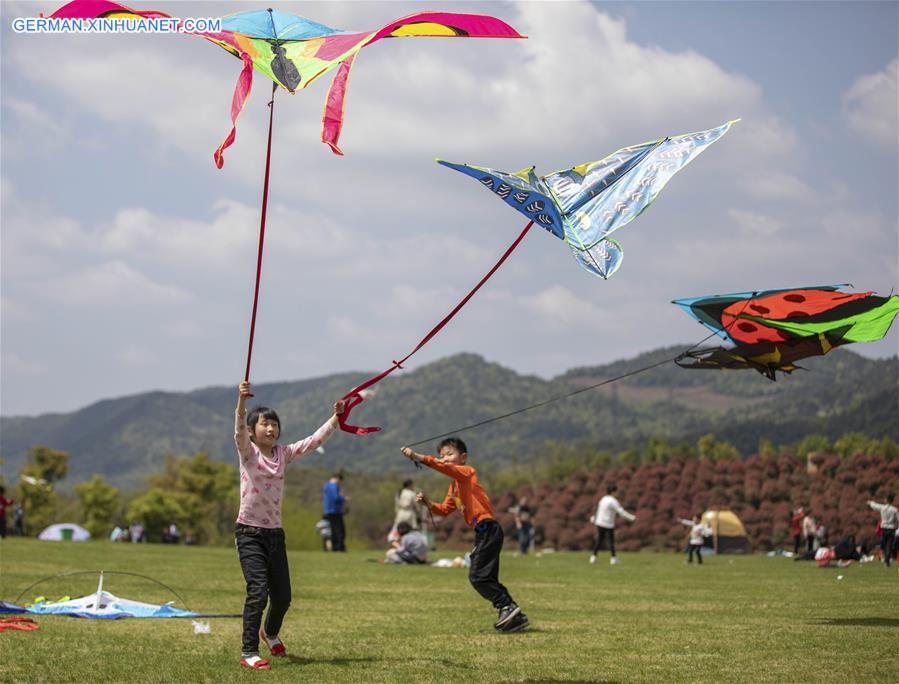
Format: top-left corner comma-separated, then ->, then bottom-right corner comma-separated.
494,603 -> 521,629
499,611 -> 529,633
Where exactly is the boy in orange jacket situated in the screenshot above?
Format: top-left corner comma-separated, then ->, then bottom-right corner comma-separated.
401,437 -> 528,632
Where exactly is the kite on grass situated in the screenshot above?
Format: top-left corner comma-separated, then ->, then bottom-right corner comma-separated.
673,285 -> 899,379
49,0 -> 525,164
438,119 -> 738,279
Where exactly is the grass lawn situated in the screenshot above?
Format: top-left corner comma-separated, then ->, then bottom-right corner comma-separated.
0,538 -> 896,682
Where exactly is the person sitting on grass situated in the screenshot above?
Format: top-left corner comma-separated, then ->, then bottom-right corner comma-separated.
235,380 -> 345,670
384,521 -> 429,564
401,438 -> 529,633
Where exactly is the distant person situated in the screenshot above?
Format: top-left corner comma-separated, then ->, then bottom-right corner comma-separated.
13,504 -> 24,537
790,507 -> 804,555
0,487 -> 14,539
833,535 -> 862,562
168,523 -> 181,544
814,520 -> 828,549
867,494 -> 898,567
590,484 -> 636,565
130,521 -> 145,543
513,498 -> 534,555
385,521 -> 429,564
402,438 -> 529,633
801,510 -> 816,554
323,473 -> 347,552
109,525 -> 124,542
394,479 -> 419,531
679,514 -> 711,565
234,380 -> 344,670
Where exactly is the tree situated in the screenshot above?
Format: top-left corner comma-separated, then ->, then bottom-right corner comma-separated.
75,475 -> 121,538
697,434 -> 740,462
16,446 -> 70,533
129,452 -> 238,543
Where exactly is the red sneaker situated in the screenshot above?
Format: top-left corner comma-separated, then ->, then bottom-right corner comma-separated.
239,657 -> 271,670
259,628 -> 287,657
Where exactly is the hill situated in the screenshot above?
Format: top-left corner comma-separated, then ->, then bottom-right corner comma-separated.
1,347 -> 897,487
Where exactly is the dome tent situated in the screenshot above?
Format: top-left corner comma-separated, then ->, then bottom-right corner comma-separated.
702,509 -> 749,554
38,523 -> 90,542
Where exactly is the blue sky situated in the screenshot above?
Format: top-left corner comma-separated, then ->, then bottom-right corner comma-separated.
1,1 -> 897,417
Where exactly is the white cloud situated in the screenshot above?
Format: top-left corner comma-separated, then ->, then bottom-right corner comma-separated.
39,260 -> 190,305
843,58 -> 898,145
0,351 -> 48,376
727,209 -> 784,237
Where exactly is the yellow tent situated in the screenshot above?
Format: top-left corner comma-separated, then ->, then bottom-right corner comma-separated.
702,509 -> 749,554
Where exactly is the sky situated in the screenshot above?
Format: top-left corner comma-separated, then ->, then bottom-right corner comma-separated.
1,0 -> 897,417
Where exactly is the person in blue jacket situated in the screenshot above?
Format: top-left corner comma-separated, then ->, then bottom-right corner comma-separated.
323,473 -> 347,552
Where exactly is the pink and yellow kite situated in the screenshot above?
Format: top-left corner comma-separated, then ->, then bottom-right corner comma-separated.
50,1 -> 525,165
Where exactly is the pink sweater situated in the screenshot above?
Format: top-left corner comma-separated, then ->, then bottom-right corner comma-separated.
235,411 -> 336,528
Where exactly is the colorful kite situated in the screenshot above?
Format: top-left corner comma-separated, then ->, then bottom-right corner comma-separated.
50,1 -> 525,164
49,0 -> 523,391
673,285 -> 899,379
336,122 -> 739,433
438,120 -> 738,278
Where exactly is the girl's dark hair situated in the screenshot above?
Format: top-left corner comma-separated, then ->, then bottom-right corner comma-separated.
438,437 -> 467,455
246,406 -> 281,442
400,479 -> 414,495
606,484 -> 618,494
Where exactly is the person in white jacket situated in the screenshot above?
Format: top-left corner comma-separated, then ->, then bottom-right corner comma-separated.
868,494 -> 898,567
589,484 -> 635,565
679,515 -> 711,565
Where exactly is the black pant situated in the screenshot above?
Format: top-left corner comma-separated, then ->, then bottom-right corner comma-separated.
688,543 -> 703,564
806,536 -> 814,554
469,520 -> 514,610
0,516 -> 6,539
793,534 -> 801,555
235,525 -> 291,656
881,528 -> 896,566
518,522 -> 532,554
325,513 -> 346,551
592,526 -> 616,556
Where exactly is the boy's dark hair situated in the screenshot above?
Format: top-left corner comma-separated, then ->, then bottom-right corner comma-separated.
438,437 -> 468,455
606,484 -> 618,494
396,521 -> 412,536
402,479 -> 413,489
247,406 -> 281,441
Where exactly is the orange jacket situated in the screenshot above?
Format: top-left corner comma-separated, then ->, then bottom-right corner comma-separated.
421,456 -> 495,528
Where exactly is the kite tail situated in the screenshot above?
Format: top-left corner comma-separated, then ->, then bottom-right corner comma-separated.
214,53 -> 254,169
338,221 -> 534,435
321,55 -> 356,156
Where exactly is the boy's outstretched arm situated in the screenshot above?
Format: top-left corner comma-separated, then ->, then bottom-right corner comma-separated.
417,489 -> 456,517
401,446 -> 423,463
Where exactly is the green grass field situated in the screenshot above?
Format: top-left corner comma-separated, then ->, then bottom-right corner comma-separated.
1,538 -> 896,682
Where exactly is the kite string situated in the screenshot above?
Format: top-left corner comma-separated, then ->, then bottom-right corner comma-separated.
338,221 -> 535,434
406,322 -> 738,449
243,83 -> 278,393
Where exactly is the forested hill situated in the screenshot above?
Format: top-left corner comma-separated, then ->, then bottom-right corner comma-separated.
1,347 -> 897,487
